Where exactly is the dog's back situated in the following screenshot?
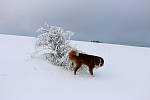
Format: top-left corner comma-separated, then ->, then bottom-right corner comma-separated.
76,53 -> 104,67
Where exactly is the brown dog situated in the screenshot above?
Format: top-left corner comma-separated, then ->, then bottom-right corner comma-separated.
68,50 -> 104,76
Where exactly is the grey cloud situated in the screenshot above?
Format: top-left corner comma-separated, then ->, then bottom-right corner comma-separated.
0,0 -> 150,47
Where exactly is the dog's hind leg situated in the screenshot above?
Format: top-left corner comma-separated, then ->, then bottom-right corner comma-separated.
69,62 -> 74,70
74,63 -> 81,75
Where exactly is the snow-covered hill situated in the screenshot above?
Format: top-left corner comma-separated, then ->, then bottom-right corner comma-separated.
0,34 -> 150,100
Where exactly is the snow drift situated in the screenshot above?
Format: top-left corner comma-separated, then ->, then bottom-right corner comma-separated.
0,34 -> 150,100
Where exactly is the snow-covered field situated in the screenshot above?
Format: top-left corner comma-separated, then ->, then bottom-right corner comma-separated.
0,34 -> 150,100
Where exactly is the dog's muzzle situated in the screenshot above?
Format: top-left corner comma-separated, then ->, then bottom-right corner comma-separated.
99,58 -> 104,67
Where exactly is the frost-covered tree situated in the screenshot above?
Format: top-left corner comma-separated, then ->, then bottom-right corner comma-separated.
34,23 -> 76,70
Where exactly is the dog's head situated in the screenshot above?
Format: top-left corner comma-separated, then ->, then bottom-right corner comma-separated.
95,57 -> 104,67
100,57 -> 104,66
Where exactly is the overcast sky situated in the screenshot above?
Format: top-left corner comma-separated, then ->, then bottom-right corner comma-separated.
0,0 -> 150,47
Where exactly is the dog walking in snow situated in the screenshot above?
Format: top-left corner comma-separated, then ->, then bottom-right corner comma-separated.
68,50 -> 104,76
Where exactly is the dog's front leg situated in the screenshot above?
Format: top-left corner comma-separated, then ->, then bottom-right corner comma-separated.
89,66 -> 94,76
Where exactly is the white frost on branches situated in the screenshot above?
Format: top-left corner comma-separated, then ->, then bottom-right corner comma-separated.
34,23 -> 76,70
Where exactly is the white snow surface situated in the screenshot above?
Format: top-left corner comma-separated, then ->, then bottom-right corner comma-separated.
0,34 -> 150,100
